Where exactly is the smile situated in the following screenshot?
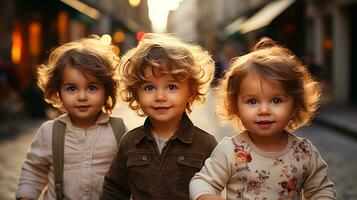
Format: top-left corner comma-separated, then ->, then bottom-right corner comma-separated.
153,106 -> 171,112
255,120 -> 274,128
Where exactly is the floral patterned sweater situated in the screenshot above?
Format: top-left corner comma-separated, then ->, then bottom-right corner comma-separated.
189,131 -> 336,200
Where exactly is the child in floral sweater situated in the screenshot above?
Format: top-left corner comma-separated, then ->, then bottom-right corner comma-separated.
189,37 -> 336,200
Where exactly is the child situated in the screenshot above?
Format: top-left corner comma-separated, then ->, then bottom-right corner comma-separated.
16,35 -> 125,200
100,33 -> 218,200
189,37 -> 336,200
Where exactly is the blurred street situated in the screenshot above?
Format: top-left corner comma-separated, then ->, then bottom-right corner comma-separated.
1,91 -> 357,199
1,0 -> 357,199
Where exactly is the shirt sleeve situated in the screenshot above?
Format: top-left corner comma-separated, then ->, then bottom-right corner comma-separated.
302,141 -> 337,200
100,134 -> 131,200
189,137 -> 233,200
16,121 -> 52,200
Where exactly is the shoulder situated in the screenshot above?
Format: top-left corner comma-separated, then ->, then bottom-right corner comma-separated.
288,133 -> 324,164
208,136 -> 236,163
290,134 -> 317,154
192,126 -> 218,147
216,136 -> 236,151
195,126 -> 217,143
119,125 -> 144,146
37,120 -> 55,137
212,133 -> 249,158
30,120 -> 55,148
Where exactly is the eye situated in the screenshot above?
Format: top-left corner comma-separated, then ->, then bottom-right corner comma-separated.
144,85 -> 155,91
272,98 -> 282,104
88,85 -> 97,91
66,86 -> 76,92
168,84 -> 177,90
247,99 -> 257,105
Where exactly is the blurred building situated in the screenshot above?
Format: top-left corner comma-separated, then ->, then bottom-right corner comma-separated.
169,0 -> 356,106
0,0 -> 151,118
305,0 -> 357,105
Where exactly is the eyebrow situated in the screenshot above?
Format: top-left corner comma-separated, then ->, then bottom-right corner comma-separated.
62,81 -> 101,85
240,93 -> 288,98
167,79 -> 180,83
240,94 -> 256,99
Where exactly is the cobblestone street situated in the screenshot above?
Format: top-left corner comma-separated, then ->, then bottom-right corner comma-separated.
0,120 -> 43,199
1,92 -> 357,199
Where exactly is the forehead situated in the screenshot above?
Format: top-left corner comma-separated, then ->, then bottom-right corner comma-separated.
143,65 -> 167,76
62,65 -> 98,82
239,73 -> 287,95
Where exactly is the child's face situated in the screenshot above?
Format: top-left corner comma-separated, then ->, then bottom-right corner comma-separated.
137,66 -> 193,129
236,73 -> 294,138
60,65 -> 106,128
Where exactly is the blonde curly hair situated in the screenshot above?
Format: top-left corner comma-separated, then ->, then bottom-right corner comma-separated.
36,35 -> 120,114
119,33 -> 215,116
217,37 -> 321,131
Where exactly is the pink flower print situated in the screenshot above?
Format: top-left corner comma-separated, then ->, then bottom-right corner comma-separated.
235,151 -> 252,166
298,140 -> 311,155
246,180 -> 261,193
280,176 -> 297,196
273,158 -> 284,165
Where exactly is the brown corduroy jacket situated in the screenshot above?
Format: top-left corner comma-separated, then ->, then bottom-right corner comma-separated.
100,113 -> 217,200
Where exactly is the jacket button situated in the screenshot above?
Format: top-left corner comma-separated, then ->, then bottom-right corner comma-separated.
178,155 -> 185,161
142,155 -> 148,161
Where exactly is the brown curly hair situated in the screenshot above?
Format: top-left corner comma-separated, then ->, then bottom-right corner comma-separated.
119,33 -> 215,116
217,37 -> 321,131
36,35 -> 120,114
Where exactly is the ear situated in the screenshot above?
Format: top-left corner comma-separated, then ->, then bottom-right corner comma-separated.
235,106 -> 240,118
188,95 -> 195,103
290,104 -> 299,119
188,87 -> 197,103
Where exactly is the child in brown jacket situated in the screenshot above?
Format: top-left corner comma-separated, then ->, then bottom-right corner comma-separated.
100,33 -> 217,200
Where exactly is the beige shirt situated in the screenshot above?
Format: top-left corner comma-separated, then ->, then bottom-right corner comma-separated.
190,131 -> 336,200
16,113 -> 119,200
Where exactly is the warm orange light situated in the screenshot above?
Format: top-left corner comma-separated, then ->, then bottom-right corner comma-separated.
113,31 -> 125,43
112,45 -> 120,55
323,38 -> 333,50
58,11 -> 69,43
11,24 -> 22,64
29,22 -> 42,56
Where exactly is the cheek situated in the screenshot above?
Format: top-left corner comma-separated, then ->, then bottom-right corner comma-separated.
59,92 -> 70,102
137,95 -> 151,107
275,108 -> 293,121
237,107 -> 255,123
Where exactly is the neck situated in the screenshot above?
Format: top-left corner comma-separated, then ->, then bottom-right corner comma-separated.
149,116 -> 182,139
248,131 -> 288,152
70,113 -> 101,129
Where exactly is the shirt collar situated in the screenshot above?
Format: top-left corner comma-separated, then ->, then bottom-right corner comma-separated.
134,113 -> 195,144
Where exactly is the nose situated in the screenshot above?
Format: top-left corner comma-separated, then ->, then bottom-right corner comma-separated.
78,90 -> 88,101
258,102 -> 271,115
155,89 -> 167,101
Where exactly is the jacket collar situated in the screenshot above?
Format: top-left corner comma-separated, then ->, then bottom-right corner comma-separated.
134,113 -> 195,145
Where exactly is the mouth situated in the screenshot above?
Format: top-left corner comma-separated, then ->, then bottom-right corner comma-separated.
255,120 -> 274,128
153,106 -> 171,112
75,105 -> 90,110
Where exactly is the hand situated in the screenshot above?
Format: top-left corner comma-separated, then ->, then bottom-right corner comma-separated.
197,194 -> 225,200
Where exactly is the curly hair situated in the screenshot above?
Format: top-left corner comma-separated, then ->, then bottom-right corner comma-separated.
36,35 -> 120,114
217,37 -> 321,131
119,33 -> 215,116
